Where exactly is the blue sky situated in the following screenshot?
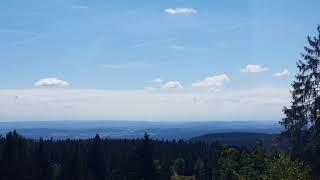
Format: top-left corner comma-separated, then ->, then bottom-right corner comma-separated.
0,0 -> 319,121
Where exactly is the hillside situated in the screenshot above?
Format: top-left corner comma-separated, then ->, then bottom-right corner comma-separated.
0,121 -> 282,140
0,131 -> 309,180
190,132 -> 288,149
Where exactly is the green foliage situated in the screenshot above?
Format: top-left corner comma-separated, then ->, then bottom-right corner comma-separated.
0,131 -> 316,179
170,158 -> 188,178
51,163 -> 61,180
264,155 -> 312,180
193,159 -> 204,177
219,147 -> 240,179
170,175 -> 195,180
138,132 -> 156,180
218,139 -> 312,180
280,25 -> 320,174
238,152 -> 262,180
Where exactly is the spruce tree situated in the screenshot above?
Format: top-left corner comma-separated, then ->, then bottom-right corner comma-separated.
281,25 -> 320,165
139,132 -> 155,180
88,134 -> 106,180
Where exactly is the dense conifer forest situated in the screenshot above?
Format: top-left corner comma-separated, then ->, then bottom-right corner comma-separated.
0,131 -> 313,180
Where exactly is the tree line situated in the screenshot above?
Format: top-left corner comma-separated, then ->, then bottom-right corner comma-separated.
0,131 -> 313,180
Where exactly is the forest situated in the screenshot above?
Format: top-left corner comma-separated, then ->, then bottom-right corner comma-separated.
0,131 -> 313,180
0,24 -> 320,180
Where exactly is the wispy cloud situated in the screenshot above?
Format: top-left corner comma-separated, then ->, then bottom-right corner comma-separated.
164,8 -> 198,15
34,78 -> 70,88
208,87 -> 221,93
274,69 -> 290,77
241,64 -> 268,73
162,81 -> 183,89
192,74 -> 230,92
149,78 -> 163,84
0,87 -> 290,121
145,78 -> 164,91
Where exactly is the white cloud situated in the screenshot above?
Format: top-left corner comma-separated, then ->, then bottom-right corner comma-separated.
162,81 -> 183,89
241,64 -> 268,73
208,87 -> 221,93
0,87 -> 290,121
34,78 -> 70,88
164,8 -> 197,15
145,78 -> 163,91
192,74 -> 230,89
274,69 -> 290,77
149,78 -> 163,84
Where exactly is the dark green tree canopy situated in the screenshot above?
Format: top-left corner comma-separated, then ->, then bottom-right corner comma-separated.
281,25 -> 320,172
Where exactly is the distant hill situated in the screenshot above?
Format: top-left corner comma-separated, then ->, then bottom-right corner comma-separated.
0,120 -> 282,140
190,132 -> 288,150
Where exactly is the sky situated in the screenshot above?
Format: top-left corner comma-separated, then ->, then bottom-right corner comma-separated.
0,0 -> 319,121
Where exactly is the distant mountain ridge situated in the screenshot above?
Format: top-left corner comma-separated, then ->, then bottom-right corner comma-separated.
190,132 -> 288,150
0,120 -> 282,140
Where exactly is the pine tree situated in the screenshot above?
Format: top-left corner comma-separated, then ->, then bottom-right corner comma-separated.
88,134 -> 106,180
281,25 -> 320,166
139,132 -> 155,180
